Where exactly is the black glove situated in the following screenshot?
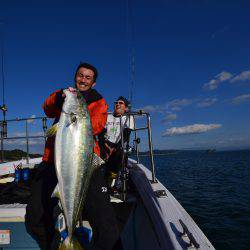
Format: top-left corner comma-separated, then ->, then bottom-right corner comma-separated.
55,89 -> 65,108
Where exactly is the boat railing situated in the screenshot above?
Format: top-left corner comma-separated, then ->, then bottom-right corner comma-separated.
113,110 -> 156,184
0,110 -> 157,183
0,116 -> 48,164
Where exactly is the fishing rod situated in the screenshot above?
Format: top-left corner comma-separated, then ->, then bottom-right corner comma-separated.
126,0 -> 135,111
0,20 -> 7,135
0,20 -> 7,162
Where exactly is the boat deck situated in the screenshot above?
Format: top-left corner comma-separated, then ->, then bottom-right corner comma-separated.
0,157 -> 215,249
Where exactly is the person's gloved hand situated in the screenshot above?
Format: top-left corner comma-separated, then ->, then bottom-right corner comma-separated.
62,87 -> 77,98
56,87 -> 77,108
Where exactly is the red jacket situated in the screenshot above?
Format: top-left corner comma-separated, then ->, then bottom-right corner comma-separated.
42,89 -> 108,163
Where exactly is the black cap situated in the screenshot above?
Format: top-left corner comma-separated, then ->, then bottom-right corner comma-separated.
115,96 -> 129,107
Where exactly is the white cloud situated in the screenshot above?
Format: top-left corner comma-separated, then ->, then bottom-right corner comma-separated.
217,71 -> 232,81
231,94 -> 250,104
139,104 -> 167,114
230,70 -> 250,83
139,98 -> 193,115
197,98 -> 217,108
204,79 -> 218,91
162,114 -> 177,123
167,98 -> 193,111
203,71 -> 233,91
216,137 -> 250,149
168,98 -> 192,107
163,123 -> 222,136
171,106 -> 182,112
27,115 -> 36,124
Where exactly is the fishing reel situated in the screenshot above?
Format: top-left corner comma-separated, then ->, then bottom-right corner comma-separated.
124,145 -> 133,155
0,104 -> 7,112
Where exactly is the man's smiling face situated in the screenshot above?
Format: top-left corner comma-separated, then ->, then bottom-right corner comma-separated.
114,100 -> 127,116
75,67 -> 96,91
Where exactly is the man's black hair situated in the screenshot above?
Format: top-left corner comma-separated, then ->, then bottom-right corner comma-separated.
74,62 -> 98,82
116,96 -> 129,107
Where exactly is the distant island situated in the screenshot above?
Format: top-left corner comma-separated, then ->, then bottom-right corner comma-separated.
133,149 -> 178,156
1,148 -> 249,162
1,149 -> 42,161
135,148 -> 250,156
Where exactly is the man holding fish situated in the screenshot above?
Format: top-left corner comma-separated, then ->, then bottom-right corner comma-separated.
25,62 -> 121,250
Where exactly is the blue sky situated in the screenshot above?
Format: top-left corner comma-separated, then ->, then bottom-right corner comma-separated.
0,0 -> 250,152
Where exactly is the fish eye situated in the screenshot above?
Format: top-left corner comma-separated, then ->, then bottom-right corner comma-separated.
70,113 -> 77,123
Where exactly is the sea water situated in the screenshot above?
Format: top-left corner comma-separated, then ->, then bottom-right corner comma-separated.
138,150 -> 250,250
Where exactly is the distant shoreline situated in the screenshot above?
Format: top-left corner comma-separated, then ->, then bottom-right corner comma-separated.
139,153 -> 178,156
0,149 -> 42,161
135,148 -> 250,156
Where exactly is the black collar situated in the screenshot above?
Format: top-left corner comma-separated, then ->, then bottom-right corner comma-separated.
80,89 -> 103,104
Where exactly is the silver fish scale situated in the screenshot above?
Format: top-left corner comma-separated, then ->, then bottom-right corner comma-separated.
55,89 -> 94,239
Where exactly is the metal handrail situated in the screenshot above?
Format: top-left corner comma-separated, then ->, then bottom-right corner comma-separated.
0,116 -> 47,123
0,116 -> 48,164
0,111 -> 157,183
116,110 -> 157,186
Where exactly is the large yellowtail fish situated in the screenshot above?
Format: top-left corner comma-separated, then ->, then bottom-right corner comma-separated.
51,88 -> 102,249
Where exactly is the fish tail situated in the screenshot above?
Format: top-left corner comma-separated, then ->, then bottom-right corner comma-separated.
45,123 -> 58,137
59,236 -> 83,250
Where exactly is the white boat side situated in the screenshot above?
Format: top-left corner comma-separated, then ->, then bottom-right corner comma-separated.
0,157 -> 42,174
0,157 -> 215,249
127,158 -> 215,250
0,158 -> 42,222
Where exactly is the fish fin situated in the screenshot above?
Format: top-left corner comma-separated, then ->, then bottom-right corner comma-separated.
46,123 -> 58,137
51,184 -> 60,199
92,153 -> 105,168
59,236 -> 83,250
